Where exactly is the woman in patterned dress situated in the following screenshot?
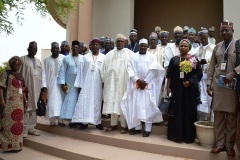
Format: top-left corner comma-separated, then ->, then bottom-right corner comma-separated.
0,56 -> 28,152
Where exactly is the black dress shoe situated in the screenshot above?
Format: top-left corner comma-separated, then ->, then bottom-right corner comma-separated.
130,129 -> 141,135
69,123 -> 78,128
80,124 -> 88,130
143,131 -> 150,137
96,124 -> 104,130
210,145 -> 226,154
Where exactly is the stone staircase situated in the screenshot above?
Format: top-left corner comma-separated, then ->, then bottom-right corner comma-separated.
12,117 -> 237,160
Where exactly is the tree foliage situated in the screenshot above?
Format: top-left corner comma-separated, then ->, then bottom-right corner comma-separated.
0,61 -> 10,75
0,0 -> 82,36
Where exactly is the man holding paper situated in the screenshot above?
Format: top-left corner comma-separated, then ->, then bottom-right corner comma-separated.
207,21 -> 239,157
121,38 -> 165,137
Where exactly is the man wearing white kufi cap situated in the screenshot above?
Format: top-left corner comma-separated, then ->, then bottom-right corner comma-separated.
121,38 -> 165,137
101,33 -> 134,134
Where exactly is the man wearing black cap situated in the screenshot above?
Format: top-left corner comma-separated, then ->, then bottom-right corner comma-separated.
20,41 -> 42,138
207,21 -> 238,157
79,41 -> 85,55
58,40 -> 83,128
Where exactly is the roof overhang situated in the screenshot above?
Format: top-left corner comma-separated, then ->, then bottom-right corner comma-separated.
47,1 -> 67,29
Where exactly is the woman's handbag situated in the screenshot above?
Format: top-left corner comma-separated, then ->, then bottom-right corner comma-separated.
36,93 -> 46,116
159,96 -> 176,117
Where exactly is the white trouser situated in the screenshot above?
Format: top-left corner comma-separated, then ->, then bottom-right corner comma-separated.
111,113 -> 127,128
24,111 -> 37,133
135,123 -> 152,132
49,116 -> 63,123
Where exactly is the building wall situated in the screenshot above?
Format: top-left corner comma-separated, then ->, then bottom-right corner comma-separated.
223,0 -> 240,40
134,0 -> 223,43
41,49 -> 51,62
92,0 -> 134,40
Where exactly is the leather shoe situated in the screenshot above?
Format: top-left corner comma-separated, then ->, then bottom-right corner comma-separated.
226,147 -> 235,157
130,129 -> 141,135
120,127 -> 128,134
105,125 -> 117,132
80,124 -> 88,130
69,123 -> 78,128
143,131 -> 150,137
210,145 -> 226,154
96,124 -> 104,130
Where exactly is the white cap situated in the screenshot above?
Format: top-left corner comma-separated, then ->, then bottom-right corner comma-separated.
139,38 -> 148,45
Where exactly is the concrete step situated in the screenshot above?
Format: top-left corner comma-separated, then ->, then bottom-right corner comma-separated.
101,118 -> 168,135
0,146 -> 64,160
35,117 -> 239,160
23,130 -> 190,160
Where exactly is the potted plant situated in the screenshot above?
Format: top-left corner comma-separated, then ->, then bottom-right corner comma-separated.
194,108 -> 215,148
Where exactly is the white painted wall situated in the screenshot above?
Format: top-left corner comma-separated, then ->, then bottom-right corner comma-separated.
92,0 -> 134,40
41,49 -> 51,62
223,0 -> 240,39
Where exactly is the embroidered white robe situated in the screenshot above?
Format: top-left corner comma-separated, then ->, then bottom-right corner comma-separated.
195,43 -> 215,114
42,54 -> 65,118
72,53 -> 105,124
121,52 -> 165,129
100,48 -> 134,115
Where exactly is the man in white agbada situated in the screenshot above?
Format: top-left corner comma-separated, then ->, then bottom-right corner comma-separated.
157,30 -> 171,55
148,32 -> 164,66
208,26 -> 216,45
121,39 -> 165,137
42,42 -> 65,126
71,39 -> 105,130
101,33 -> 134,134
195,28 -> 215,121
157,30 -> 172,98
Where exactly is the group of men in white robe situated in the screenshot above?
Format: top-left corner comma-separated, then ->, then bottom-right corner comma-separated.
41,33 -> 167,136
41,25 -> 215,137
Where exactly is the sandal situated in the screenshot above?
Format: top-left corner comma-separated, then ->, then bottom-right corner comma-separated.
58,122 -> 66,126
105,125 -> 117,132
120,127 -> 128,134
50,122 -> 56,126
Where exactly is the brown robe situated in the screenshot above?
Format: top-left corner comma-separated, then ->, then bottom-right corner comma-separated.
207,39 -> 238,113
207,39 -> 238,148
